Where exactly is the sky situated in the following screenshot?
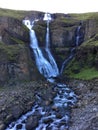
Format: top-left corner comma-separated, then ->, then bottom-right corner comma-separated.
0,0 -> 98,14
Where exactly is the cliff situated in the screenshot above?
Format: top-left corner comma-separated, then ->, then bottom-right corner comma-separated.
0,8 -> 98,130
0,8 -> 43,84
0,8 -> 98,83
63,13 -> 98,79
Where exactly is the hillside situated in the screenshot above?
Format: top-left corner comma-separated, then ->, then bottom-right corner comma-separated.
0,8 -> 98,130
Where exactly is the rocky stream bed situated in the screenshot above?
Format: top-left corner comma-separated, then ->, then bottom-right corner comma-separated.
0,78 -> 98,130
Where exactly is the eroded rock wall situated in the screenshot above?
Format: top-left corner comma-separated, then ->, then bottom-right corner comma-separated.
0,16 -> 41,84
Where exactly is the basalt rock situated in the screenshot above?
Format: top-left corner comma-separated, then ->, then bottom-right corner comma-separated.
0,16 -> 29,45
0,16 -> 41,84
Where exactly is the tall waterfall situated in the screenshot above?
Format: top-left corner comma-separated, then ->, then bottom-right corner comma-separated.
23,13 -> 59,79
44,14 -> 59,78
6,13 -> 77,130
75,25 -> 82,46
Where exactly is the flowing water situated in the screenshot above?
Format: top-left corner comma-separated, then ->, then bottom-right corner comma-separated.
75,25 -> 81,46
6,13 -> 77,130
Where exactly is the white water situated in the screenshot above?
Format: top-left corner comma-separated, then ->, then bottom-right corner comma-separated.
6,13 -> 77,130
76,25 -> 81,46
45,20 -> 59,77
6,84 -> 77,130
23,14 -> 59,78
60,24 -> 82,74
30,29 -> 58,78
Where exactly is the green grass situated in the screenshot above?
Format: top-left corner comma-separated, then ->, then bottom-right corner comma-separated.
69,67 -> 98,80
70,12 -> 98,20
0,8 -> 28,19
10,37 -> 25,44
81,34 -> 98,47
0,42 -> 25,61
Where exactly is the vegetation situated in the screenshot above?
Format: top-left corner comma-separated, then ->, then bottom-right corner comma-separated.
0,8 -> 29,19
64,44 -> 98,80
81,34 -> 98,47
0,42 -> 25,61
70,12 -> 98,20
67,67 -> 98,80
64,55 -> 98,80
10,37 -> 25,44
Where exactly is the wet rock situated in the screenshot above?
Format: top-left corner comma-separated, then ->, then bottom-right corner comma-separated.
16,124 -> 23,129
26,115 -> 39,130
51,105 -> 58,111
45,100 -> 51,105
43,117 -> 53,124
0,121 -> 5,130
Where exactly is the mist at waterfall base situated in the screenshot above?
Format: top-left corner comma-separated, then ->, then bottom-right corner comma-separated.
6,13 -> 78,130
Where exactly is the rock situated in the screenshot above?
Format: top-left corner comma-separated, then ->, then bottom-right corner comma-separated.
10,105 -> 23,119
45,100 -> 51,105
69,79 -> 98,130
26,115 -> 39,130
85,117 -> 98,130
16,124 -> 23,129
5,114 -> 14,125
43,117 -> 53,124
0,123 -> 5,130
51,105 -> 58,111
0,16 -> 29,45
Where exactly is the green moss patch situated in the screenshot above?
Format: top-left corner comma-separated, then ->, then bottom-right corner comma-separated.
81,34 -> 98,47
71,12 -> 98,20
68,67 -> 98,80
0,42 -> 25,61
0,8 -> 28,20
64,46 -> 98,80
10,37 -> 25,44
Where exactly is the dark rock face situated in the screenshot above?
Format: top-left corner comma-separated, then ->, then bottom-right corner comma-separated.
0,43 -> 41,84
0,16 -> 41,84
50,20 -> 77,47
0,16 -> 29,44
84,19 -> 98,41
75,46 -> 98,69
26,115 -> 40,130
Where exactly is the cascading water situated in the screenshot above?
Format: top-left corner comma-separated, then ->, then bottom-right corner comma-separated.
30,28 -> 58,78
25,13 -> 59,79
44,14 -> 59,79
60,22 -> 84,75
60,48 -> 75,75
75,25 -> 81,46
6,13 -> 77,130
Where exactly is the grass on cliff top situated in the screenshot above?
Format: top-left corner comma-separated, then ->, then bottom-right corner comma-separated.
0,8 -> 30,19
71,12 -> 98,20
64,56 -> 98,80
68,67 -> 98,80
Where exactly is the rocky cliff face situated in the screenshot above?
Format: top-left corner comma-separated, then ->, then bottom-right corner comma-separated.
0,9 -> 98,84
0,15 -> 41,85
33,14 -> 86,68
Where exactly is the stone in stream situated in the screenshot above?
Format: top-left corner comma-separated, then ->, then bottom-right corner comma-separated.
16,124 -> 22,129
26,115 -> 41,130
0,122 -> 5,130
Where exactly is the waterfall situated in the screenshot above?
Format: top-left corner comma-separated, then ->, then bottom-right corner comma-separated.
60,23 -> 84,75
60,53 -> 74,74
23,14 -> 59,79
6,13 -> 77,130
75,25 -> 81,46
44,14 -> 59,78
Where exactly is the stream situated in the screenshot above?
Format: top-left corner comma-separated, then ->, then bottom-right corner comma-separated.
5,13 -> 80,130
